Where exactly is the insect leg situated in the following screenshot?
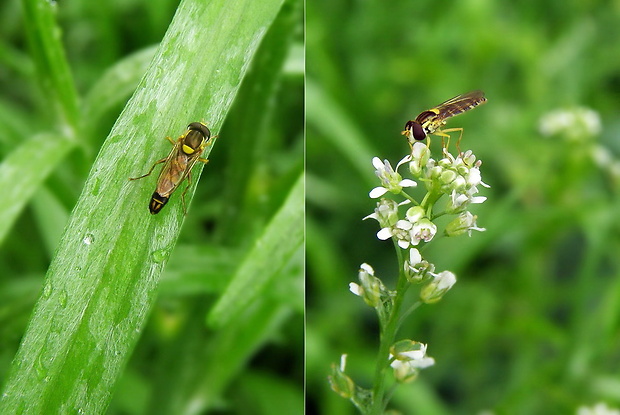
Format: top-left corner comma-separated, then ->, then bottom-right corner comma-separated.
129,158 -> 167,181
439,127 -> 464,154
180,171 -> 193,215
165,136 -> 176,145
431,129 -> 453,149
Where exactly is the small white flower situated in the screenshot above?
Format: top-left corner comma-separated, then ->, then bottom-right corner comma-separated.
360,263 -> 374,274
447,190 -> 469,211
377,219 -> 413,249
446,211 -> 486,237
410,218 -> 437,245
432,271 -> 457,290
408,248 -> 422,267
405,206 -> 425,223
445,211 -> 486,236
460,150 -> 477,166
446,189 -> 487,213
351,263 -> 385,307
420,270 -> 457,304
369,157 -> 416,198
391,341 -> 427,361
363,198 -> 399,228
403,248 -> 434,281
390,359 -> 435,382
349,282 -> 362,296
389,341 -> 435,383
467,166 -> 482,186
469,167 -> 490,189
404,249 -> 422,275
407,142 -> 432,176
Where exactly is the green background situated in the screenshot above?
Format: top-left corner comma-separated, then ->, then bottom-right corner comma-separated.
307,1 -> 620,414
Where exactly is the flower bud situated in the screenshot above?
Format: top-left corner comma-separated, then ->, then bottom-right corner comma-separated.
445,211 -> 486,237
328,355 -> 356,398
350,263 -> 385,308
420,271 -> 456,304
389,341 -> 435,383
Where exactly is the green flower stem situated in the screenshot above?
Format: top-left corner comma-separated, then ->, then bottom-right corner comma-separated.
421,188 -> 443,218
400,190 -> 420,206
369,241 -> 410,415
398,300 -> 422,328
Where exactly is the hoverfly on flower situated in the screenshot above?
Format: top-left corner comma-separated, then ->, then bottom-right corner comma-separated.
402,90 -> 487,149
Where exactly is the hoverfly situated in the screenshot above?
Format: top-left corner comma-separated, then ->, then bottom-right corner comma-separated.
130,122 -> 213,214
402,90 -> 487,149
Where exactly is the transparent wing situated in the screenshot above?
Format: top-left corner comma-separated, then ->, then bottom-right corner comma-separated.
432,90 -> 487,121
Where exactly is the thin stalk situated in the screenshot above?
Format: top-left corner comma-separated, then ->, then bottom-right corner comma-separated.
368,241 -> 410,415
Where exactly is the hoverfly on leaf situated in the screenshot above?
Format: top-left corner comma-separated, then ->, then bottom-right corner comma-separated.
402,90 -> 487,149
130,122 -> 213,214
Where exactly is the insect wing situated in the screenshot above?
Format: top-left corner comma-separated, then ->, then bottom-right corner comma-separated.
431,90 -> 486,121
154,139 -> 187,197
157,144 -> 204,197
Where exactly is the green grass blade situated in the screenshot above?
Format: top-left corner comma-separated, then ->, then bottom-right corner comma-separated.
21,0 -> 80,130
306,80 -> 378,186
218,0 -> 303,241
208,173 -> 304,327
30,187 -> 71,257
0,0 -> 285,412
83,46 -> 158,130
0,133 -> 75,244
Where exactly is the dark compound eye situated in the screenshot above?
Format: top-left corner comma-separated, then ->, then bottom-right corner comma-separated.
187,122 -> 211,140
404,121 -> 426,141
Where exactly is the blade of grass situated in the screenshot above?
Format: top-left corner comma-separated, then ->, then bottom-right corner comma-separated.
218,0 -> 303,242
306,79 -> 378,186
0,0 -> 285,413
21,0 -> 80,131
208,172 -> 303,327
83,45 -> 158,131
0,132 -> 75,244
146,297 -> 295,415
30,187 -> 70,257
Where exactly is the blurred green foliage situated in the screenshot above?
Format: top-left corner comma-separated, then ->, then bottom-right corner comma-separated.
0,0 -> 303,414
307,1 -> 620,414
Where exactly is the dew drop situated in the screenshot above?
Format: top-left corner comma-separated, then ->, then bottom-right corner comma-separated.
58,289 -> 68,308
42,281 -> 52,298
83,233 -> 95,245
35,353 -> 48,380
151,249 -> 168,264
91,178 -> 101,196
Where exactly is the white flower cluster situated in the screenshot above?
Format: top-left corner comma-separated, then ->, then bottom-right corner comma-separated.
576,403 -> 620,415
343,140 -> 490,393
539,107 -> 601,141
366,142 -> 487,246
